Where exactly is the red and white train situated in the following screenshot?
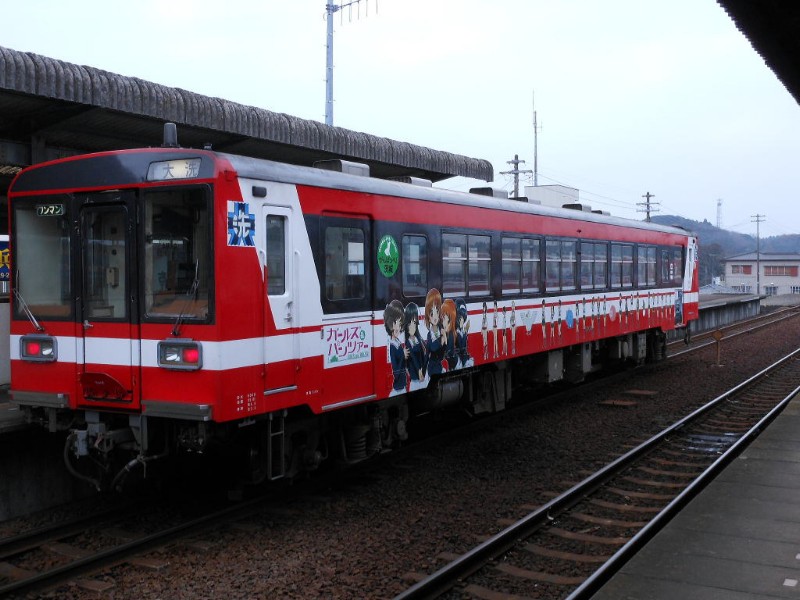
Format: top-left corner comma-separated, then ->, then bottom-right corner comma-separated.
8,125 -> 698,488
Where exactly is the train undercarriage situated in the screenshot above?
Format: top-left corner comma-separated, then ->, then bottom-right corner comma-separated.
21,329 -> 669,491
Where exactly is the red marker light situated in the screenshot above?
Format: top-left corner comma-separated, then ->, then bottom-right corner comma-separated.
26,341 -> 41,356
183,347 -> 200,364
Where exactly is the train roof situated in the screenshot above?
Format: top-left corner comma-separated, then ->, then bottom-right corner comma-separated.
224,152 -> 696,239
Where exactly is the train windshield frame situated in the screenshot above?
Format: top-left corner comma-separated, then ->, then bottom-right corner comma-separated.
10,184 -> 214,326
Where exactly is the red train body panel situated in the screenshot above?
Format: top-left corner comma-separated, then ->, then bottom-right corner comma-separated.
7,140 -> 699,486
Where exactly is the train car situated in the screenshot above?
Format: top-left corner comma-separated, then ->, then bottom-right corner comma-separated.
8,125 -> 698,489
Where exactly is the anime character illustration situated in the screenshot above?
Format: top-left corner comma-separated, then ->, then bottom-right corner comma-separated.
501,305 -> 508,355
455,298 -> 474,368
520,308 -> 534,336
510,300 -> 517,354
492,300 -> 499,358
404,301 -> 428,391
481,301 -> 489,360
425,288 -> 446,375
441,298 -> 458,371
582,297 -> 588,334
543,300 -> 550,346
383,299 -> 406,396
557,299 -> 563,337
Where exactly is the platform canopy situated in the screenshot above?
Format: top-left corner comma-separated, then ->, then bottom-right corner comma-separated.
718,0 -> 800,106
0,45 -> 493,186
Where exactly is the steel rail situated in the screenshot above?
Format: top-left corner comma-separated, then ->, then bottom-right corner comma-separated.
393,346 -> 800,600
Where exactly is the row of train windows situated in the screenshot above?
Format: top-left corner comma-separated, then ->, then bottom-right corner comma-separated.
322,227 -> 684,301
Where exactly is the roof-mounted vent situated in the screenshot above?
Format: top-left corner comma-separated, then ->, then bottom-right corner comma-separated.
162,122 -> 179,148
469,186 -> 508,199
388,175 -> 433,187
563,203 -> 592,212
313,159 -> 370,177
592,209 -> 610,216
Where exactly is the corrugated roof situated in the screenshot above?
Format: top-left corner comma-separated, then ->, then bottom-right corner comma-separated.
0,45 -> 493,183
717,1 -> 800,105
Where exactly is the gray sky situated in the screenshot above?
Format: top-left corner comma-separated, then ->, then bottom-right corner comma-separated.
4,0 -> 799,237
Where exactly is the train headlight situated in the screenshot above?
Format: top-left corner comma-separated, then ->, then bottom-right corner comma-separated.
157,339 -> 203,371
20,334 -> 58,362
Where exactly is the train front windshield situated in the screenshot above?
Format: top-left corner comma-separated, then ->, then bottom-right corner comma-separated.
12,198 -> 73,320
12,187 -> 212,325
142,188 -> 211,320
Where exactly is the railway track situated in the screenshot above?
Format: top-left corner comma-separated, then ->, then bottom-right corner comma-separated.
0,489 -> 289,598
668,304 -> 800,356
1,309 -> 796,598
395,347 -> 800,600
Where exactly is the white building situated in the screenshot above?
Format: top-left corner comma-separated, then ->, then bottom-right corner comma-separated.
723,252 -> 800,296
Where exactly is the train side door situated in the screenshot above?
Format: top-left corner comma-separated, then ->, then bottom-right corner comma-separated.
263,206 -> 297,391
78,199 -> 140,409
320,216 -> 374,406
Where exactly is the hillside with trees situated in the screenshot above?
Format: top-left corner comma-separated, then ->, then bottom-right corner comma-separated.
650,215 -> 800,285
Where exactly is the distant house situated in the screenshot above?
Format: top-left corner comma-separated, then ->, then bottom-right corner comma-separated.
722,252 -> 800,296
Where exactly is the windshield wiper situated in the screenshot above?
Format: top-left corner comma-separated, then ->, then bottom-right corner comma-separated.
171,260 -> 200,337
13,286 -> 44,332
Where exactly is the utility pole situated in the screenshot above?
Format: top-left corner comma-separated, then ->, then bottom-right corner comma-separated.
532,91 -> 541,187
637,191 -> 659,222
752,214 -> 765,295
325,1 -> 375,126
500,154 -> 533,198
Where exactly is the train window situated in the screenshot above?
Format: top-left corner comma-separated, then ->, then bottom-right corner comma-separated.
502,237 -> 521,294
671,247 -> 684,285
12,196 -> 73,319
442,233 -> 466,295
325,226 -> 365,300
562,241 -> 576,291
580,242 -> 593,288
266,215 -> 286,295
442,233 -> 491,297
143,188 -> 211,320
660,246 -> 684,286
522,238 -> 540,293
546,240 -> 560,292
611,244 -> 633,289
83,205 -> 128,320
622,245 -> 633,287
546,239 -> 576,292
503,237 -> 540,295
637,246 -> 657,287
402,235 -> 428,297
582,242 -> 608,289
468,235 -> 491,296
593,243 -> 607,289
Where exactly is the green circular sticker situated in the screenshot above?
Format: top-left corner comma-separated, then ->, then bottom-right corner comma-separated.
377,234 -> 399,278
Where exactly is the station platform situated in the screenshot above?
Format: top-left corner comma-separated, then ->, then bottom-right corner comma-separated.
592,391 -> 800,599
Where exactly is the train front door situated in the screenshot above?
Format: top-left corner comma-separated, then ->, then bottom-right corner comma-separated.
78,199 -> 140,409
